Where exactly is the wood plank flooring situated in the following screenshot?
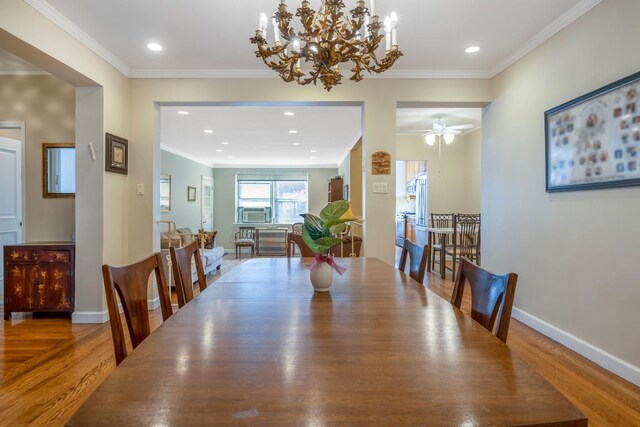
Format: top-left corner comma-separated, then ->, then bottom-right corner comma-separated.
1,253 -> 639,426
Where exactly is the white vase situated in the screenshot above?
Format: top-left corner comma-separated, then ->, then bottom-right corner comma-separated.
310,261 -> 334,292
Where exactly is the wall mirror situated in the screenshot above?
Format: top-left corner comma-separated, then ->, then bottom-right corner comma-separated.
160,173 -> 171,212
43,143 -> 75,198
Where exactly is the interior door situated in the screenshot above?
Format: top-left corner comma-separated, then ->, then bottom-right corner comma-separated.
0,136 -> 24,299
201,175 -> 214,232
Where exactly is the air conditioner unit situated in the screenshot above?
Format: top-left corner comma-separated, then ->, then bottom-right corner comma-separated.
239,207 -> 271,223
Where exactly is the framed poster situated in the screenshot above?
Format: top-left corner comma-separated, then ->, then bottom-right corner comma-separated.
105,133 -> 128,175
545,70 -> 640,192
187,186 -> 196,202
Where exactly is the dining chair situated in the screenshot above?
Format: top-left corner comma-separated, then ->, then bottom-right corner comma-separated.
170,241 -> 207,308
430,212 -> 454,271
235,226 -> 256,258
102,253 -> 173,365
289,222 -> 303,256
451,257 -> 518,343
287,233 -> 316,257
398,239 -> 429,283
445,213 -> 481,281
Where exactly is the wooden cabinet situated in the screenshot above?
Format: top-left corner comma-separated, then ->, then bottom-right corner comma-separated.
4,242 -> 75,320
328,177 -> 343,202
405,215 -> 416,243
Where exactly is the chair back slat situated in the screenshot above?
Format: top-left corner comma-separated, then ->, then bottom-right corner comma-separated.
398,239 -> 429,283
102,253 -> 173,365
451,257 -> 518,343
170,241 -> 207,308
430,213 -> 454,244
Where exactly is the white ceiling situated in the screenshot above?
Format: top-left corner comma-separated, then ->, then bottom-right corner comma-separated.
160,105 -> 362,168
396,108 -> 482,135
31,0 -> 597,78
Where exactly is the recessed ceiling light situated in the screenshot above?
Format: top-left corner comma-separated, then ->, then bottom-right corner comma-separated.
310,149 -> 317,153
465,46 -> 480,53
221,141 -> 229,145
216,149 -> 222,152
178,111 -> 189,115
289,130 -> 298,134
284,111 -> 295,116
204,129 -> 213,134
147,42 -> 163,52
292,142 -> 301,146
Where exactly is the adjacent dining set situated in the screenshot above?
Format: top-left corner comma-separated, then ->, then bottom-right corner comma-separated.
65,231 -> 587,425
427,212 -> 481,280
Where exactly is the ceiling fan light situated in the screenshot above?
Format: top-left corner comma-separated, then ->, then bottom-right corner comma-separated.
444,134 -> 455,144
425,134 -> 436,146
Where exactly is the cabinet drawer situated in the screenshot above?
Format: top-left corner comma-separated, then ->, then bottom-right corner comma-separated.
39,250 -> 70,263
6,250 -> 38,263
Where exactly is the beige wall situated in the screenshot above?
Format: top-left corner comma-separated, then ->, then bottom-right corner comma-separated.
0,128 -> 21,139
0,0 -> 131,318
483,0 -> 640,377
129,80 -> 492,268
464,130 -> 481,212
0,75 -> 75,241
211,167 -> 338,249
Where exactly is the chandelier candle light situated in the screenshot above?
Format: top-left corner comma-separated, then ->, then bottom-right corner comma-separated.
251,0 -> 402,91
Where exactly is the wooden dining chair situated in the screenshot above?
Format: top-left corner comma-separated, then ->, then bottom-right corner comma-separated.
289,222 -> 303,256
170,241 -> 207,308
102,253 -> 173,365
398,239 -> 430,284
451,257 -> 518,343
287,233 -> 316,257
234,226 -> 256,258
445,213 -> 481,281
430,213 -> 454,271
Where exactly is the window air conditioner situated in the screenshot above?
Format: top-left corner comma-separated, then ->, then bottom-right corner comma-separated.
239,207 -> 271,223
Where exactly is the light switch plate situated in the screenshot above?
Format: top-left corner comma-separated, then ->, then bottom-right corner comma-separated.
136,184 -> 144,195
373,182 -> 388,194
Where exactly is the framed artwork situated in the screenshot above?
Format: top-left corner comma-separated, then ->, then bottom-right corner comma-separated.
105,133 -> 128,175
187,186 -> 196,202
372,151 -> 391,175
545,70 -> 640,192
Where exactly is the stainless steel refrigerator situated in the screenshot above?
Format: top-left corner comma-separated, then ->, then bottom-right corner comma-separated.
414,174 -> 428,247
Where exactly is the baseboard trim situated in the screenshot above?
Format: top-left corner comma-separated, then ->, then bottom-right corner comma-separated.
72,310 -> 109,324
512,307 -> 640,387
148,297 -> 160,310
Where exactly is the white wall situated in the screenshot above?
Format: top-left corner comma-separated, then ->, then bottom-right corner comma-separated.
483,0 -> 640,384
211,167 -> 338,249
160,150 -> 213,231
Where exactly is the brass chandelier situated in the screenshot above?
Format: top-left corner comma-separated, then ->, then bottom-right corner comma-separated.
250,0 -> 402,91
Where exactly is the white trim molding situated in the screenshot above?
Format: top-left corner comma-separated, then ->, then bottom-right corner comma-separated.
72,310 -> 109,324
512,307 -> 640,388
147,297 -> 160,310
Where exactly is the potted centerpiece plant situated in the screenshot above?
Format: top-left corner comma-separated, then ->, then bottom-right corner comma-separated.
301,200 -> 354,291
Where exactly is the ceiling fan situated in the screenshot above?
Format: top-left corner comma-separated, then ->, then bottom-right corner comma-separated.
414,115 -> 474,146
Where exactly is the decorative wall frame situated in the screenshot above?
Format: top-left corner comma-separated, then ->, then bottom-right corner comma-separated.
545,70 -> 640,192
187,186 -> 197,202
372,151 -> 391,175
105,133 -> 128,175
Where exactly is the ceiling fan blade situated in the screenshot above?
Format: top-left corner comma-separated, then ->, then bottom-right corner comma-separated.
445,130 -> 462,135
446,124 -> 474,130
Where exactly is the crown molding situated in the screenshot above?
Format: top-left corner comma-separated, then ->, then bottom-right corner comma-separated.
489,0 -> 602,78
24,0 -> 131,77
160,145 -> 215,168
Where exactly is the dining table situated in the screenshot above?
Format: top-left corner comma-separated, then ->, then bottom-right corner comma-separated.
67,257 -> 586,426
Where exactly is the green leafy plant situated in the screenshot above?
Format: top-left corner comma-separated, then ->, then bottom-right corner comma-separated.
301,200 -> 355,255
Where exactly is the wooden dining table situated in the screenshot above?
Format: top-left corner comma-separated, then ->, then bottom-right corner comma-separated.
67,257 -> 586,426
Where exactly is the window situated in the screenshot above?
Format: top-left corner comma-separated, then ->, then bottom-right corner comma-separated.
236,174 -> 308,224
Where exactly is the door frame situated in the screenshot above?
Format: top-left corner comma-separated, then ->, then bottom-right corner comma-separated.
201,175 -> 214,232
0,121 -> 26,242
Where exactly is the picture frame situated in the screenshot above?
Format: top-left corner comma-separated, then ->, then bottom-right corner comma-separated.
187,186 -> 196,202
105,133 -> 128,175
545,70 -> 640,192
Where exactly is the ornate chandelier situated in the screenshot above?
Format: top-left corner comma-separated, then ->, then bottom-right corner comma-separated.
250,0 -> 402,91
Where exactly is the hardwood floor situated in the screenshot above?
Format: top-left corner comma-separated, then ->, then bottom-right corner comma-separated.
1,252 -> 639,426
